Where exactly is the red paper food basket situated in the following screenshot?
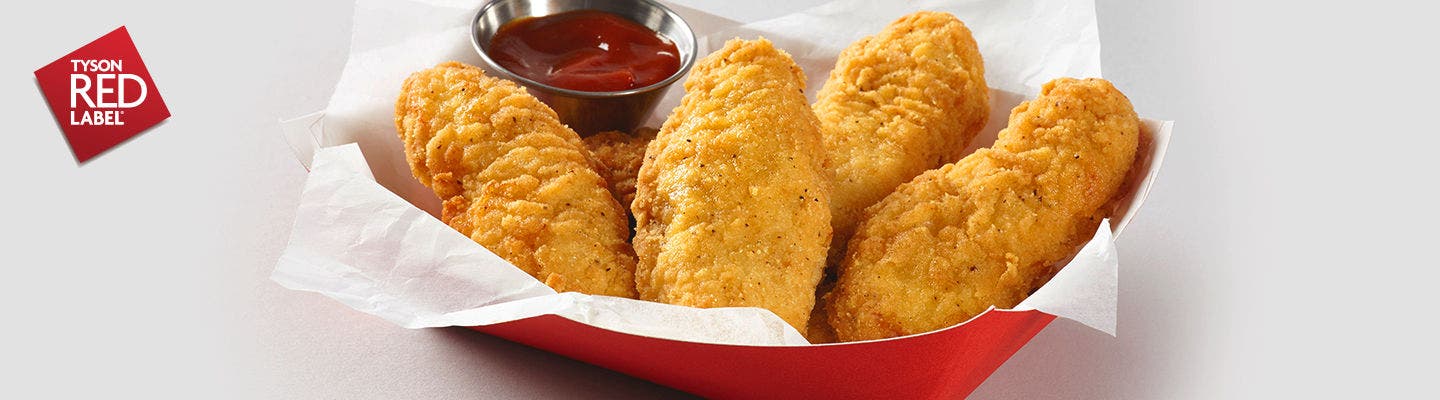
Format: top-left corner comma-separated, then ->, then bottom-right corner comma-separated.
470,309 -> 1055,399
273,2 -> 1172,398
271,137 -> 1160,398
274,120 -> 1165,398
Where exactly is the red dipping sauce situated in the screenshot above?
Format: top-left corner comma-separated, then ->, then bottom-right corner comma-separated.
488,10 -> 682,92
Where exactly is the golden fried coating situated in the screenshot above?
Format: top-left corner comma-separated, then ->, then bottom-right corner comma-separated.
826,78 -> 1139,341
632,38 -> 832,333
394,61 -> 637,298
804,277 -> 839,344
814,11 -> 990,264
582,128 -> 657,209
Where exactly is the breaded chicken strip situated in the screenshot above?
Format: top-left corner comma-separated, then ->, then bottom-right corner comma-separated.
815,11 -> 989,263
632,39 -> 832,332
583,128 -> 657,209
394,61 -> 637,298
826,78 -> 1139,341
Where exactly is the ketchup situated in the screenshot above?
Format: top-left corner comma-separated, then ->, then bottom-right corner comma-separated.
488,10 -> 681,92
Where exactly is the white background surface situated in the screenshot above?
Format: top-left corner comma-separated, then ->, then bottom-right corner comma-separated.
0,0 -> 1436,398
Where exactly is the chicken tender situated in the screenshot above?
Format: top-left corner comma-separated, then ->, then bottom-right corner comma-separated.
632,38 -> 832,332
815,11 -> 990,264
826,78 -> 1140,341
394,61 -> 637,298
583,128 -> 657,209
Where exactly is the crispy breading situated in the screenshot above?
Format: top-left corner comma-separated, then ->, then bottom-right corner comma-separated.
805,277 -> 839,344
582,128 -> 657,209
826,78 -> 1140,341
394,61 -> 637,298
814,11 -> 990,265
632,38 -> 832,333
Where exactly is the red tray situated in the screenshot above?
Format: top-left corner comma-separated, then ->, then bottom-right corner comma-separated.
470,309 -> 1055,399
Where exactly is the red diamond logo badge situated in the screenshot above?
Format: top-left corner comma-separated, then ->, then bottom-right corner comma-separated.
35,26 -> 170,163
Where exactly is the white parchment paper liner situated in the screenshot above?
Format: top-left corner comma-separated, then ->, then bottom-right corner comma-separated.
273,0 -> 1173,345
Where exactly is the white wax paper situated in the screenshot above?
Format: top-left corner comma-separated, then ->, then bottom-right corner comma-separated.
274,0 -> 1173,344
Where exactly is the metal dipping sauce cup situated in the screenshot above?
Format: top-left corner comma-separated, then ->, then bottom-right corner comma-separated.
471,0 -> 697,136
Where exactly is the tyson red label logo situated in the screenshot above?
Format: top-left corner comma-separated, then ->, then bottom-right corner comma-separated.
35,26 -> 169,163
